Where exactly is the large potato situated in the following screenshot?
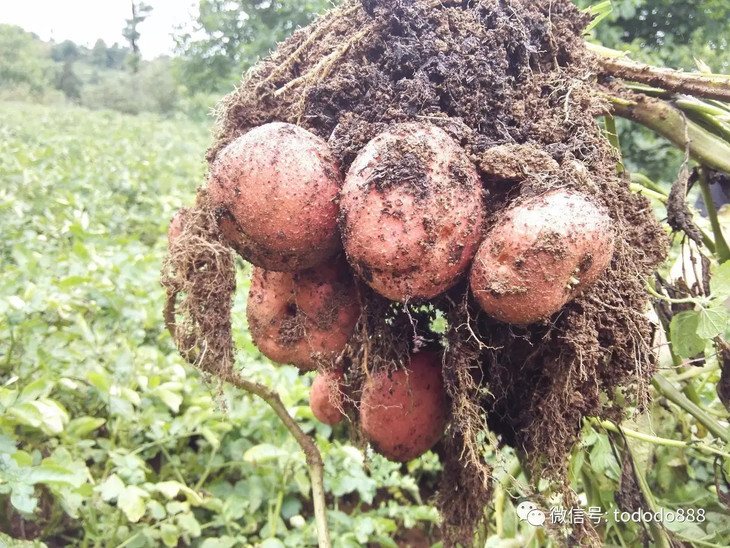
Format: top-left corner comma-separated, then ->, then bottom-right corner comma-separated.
360,351 -> 449,462
470,189 -> 615,324
309,370 -> 345,425
209,122 -> 342,271
246,258 -> 360,370
340,123 -> 484,301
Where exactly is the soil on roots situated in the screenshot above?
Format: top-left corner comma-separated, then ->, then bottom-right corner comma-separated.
163,0 -> 668,545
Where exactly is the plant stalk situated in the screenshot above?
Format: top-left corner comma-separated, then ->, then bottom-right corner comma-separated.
220,369 -> 331,548
698,167 -> 730,263
608,95 -> 730,174
652,374 -> 729,443
590,46 -> 730,102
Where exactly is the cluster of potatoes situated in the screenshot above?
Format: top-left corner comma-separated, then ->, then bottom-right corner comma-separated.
169,122 -> 614,462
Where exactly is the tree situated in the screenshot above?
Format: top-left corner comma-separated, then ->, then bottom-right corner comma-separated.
122,1 -> 153,72
174,0 -> 335,93
0,24 -> 53,95
56,60 -> 81,101
91,39 -> 109,68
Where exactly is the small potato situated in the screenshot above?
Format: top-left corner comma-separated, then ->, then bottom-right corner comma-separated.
340,123 -> 484,301
360,351 -> 449,462
210,122 -> 342,271
246,258 -> 360,370
310,370 -> 345,425
167,208 -> 189,246
470,189 -> 615,324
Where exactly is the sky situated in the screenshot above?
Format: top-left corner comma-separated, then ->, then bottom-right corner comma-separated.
0,0 -> 198,58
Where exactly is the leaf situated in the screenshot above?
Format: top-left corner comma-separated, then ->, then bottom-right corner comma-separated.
66,416 -> 106,437
7,402 -> 44,429
259,540 -> 285,548
118,485 -> 148,523
710,261 -> 730,300
10,484 -> 37,514
160,523 -> 180,547
176,513 -> 202,537
19,378 -> 53,403
98,474 -> 125,502
86,371 -> 112,394
155,388 -> 182,413
31,399 -> 70,435
669,311 -> 705,358
27,463 -> 84,488
697,306 -> 729,339
243,443 -> 290,463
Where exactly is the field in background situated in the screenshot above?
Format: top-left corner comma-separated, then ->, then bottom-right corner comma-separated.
0,103 -> 441,547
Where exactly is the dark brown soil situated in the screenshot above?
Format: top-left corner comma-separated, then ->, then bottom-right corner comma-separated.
162,0 -> 668,546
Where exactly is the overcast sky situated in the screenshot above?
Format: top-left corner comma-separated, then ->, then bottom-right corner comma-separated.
0,0 -> 198,58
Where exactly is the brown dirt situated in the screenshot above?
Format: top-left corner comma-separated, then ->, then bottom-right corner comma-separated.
162,0 -> 668,545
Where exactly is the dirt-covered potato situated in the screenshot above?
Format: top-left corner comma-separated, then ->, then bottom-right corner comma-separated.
309,370 -> 345,425
470,189 -> 615,324
246,258 -> 360,370
340,123 -> 485,301
360,351 -> 449,462
209,122 -> 342,271
167,208 -> 189,246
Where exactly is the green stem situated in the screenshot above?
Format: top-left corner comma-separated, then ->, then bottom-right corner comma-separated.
589,418 -> 730,460
630,172 -> 666,195
652,374 -> 730,443
627,443 -> 673,548
629,183 -> 667,203
698,168 -> 730,263
608,95 -> 730,174
603,114 -> 623,173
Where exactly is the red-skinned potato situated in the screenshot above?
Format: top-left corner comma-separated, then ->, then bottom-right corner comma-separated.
340,123 -> 484,301
470,189 -> 615,324
246,258 -> 360,370
209,122 -> 342,271
360,351 -> 449,462
168,208 -> 189,246
310,370 -> 345,425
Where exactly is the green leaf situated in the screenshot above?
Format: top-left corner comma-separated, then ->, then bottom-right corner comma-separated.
19,378 -> 53,403
243,443 -> 290,463
65,416 -> 106,438
259,540 -> 285,548
7,402 -> 44,429
710,261 -> 730,299
669,311 -> 705,358
118,485 -> 148,523
160,523 -> 180,547
27,463 -> 83,488
98,474 -> 125,502
176,513 -> 202,537
87,371 -> 112,394
155,388 -> 182,413
697,305 -> 729,339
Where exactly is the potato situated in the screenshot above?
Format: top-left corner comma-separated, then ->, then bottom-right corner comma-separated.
360,351 -> 449,462
470,189 -> 615,324
167,208 -> 189,246
310,370 -> 345,425
209,122 -> 342,271
246,258 -> 360,370
340,123 -> 484,301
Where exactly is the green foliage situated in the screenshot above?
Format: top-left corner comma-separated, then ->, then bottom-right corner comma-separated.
0,102 -> 441,546
174,0 -> 336,93
0,25 -> 55,98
